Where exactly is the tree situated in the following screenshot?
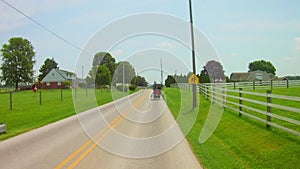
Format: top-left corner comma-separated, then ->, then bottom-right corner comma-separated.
92,52 -> 116,77
284,76 -> 300,80
86,65 -> 111,88
38,58 -> 58,81
0,37 -> 36,90
62,80 -> 71,88
112,61 -> 136,85
85,66 -> 97,87
199,66 -> 211,83
165,75 -> 176,87
173,74 -> 188,83
205,60 -> 225,83
131,75 -> 148,86
95,66 -> 111,88
86,52 -> 117,87
225,76 -> 231,83
248,60 -> 276,75
139,76 -> 148,86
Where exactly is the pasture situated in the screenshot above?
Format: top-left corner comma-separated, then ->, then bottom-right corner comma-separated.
0,88 -> 135,141
164,87 -> 300,169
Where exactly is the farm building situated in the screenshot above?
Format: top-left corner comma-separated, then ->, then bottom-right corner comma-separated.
230,70 -> 275,82
41,69 -> 77,89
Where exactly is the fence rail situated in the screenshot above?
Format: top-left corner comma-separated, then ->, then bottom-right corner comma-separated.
220,80 -> 300,90
0,88 -> 88,111
198,83 -> 300,137
174,80 -> 300,91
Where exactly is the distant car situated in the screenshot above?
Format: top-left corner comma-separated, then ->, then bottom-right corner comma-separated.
152,84 -> 162,99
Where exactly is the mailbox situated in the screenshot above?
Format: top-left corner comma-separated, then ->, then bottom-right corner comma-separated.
0,123 -> 7,134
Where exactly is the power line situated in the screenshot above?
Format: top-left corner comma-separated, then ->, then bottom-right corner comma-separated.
1,0 -> 88,54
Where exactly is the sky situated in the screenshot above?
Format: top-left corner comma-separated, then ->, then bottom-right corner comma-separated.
0,0 -> 300,83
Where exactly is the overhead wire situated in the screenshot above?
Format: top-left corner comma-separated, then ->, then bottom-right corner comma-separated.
0,0 -> 90,55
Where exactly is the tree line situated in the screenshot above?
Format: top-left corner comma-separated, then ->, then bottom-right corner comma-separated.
165,59 -> 277,86
0,37 -> 280,90
85,52 -> 147,89
0,37 -> 147,91
164,60 -> 226,87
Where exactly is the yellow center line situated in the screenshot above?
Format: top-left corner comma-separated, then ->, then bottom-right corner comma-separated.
55,90 -> 150,169
54,114 -> 123,169
67,114 -> 126,169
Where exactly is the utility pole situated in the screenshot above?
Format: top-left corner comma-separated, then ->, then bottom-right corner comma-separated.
136,73 -> 138,86
82,65 -> 84,78
161,58 -> 163,85
189,0 -> 197,108
175,69 -> 177,82
123,62 -> 125,92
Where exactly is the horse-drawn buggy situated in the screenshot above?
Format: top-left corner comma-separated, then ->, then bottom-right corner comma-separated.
151,83 -> 163,99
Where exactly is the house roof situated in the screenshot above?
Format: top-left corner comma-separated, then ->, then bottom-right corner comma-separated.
42,69 -> 76,82
230,72 -> 250,81
231,70 -> 274,82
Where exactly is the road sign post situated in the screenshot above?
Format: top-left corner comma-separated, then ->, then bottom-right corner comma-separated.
189,73 -> 199,109
189,0 -> 197,109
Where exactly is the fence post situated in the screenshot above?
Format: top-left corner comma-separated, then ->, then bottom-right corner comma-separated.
86,87 -> 88,96
206,86 -> 209,100
266,90 -> 272,127
9,92 -> 12,111
253,81 -> 255,90
286,80 -> 289,89
222,87 -> 226,108
75,88 -> 77,99
39,90 -> 42,105
212,85 -> 216,104
271,80 -> 273,90
239,88 -> 243,116
234,81 -> 236,90
61,89 -> 63,101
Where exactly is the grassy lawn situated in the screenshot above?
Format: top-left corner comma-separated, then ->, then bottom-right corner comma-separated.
224,87 -> 300,133
164,87 -> 300,169
0,88 -> 137,141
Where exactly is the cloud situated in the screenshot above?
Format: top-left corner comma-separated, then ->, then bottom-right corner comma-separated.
0,19 -> 27,32
295,37 -> 300,51
210,34 -> 268,43
0,0 -> 84,32
156,41 -> 174,49
229,52 -> 239,57
279,56 -> 300,76
282,56 -> 298,62
111,49 -> 125,57
0,1 -> 30,31
221,20 -> 300,33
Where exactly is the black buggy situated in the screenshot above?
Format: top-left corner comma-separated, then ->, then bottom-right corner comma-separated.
151,83 -> 163,99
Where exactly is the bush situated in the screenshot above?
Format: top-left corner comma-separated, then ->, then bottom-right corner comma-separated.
129,85 -> 137,91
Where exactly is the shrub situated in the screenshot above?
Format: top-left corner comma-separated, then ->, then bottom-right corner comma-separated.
129,85 -> 137,91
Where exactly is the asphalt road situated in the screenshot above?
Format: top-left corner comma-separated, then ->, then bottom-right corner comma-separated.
0,89 -> 202,169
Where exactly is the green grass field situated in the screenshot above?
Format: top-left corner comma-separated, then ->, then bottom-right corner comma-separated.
0,88 -> 136,141
224,87 -> 300,133
164,87 -> 300,169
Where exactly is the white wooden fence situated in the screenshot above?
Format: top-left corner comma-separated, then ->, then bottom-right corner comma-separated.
218,80 -> 300,90
198,83 -> 300,137
173,80 -> 300,91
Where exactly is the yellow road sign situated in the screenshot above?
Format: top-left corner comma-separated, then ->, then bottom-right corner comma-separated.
189,74 -> 199,84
